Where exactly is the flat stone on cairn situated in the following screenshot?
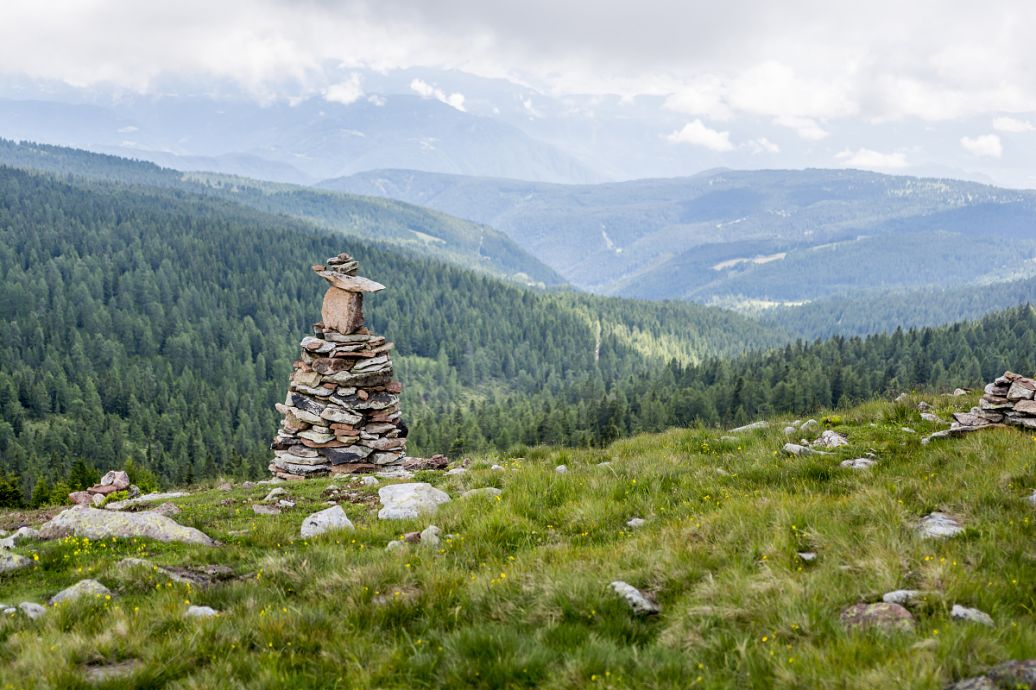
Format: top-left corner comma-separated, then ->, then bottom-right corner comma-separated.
269,252 -> 407,480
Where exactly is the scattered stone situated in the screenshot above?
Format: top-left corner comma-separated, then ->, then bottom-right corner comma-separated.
839,602 -> 915,633
882,590 -> 925,606
919,512 -> 964,539
609,581 -> 659,616
952,388 -> 968,396
841,458 -> 876,469
82,660 -> 142,683
358,476 -> 379,486
263,487 -> 288,502
491,464 -> 505,471
800,419 -> 820,434
901,427 -> 916,434
68,491 -> 93,507
104,491 -> 189,511
402,455 -> 449,471
148,502 -> 182,518
782,443 -> 829,457
18,601 -> 45,620
797,551 -> 817,563
419,525 -> 441,548
39,507 -> 218,546
626,517 -> 647,528
0,526 -> 39,549
385,540 -> 404,551
161,564 -> 237,588
377,483 -> 451,520
50,579 -> 111,605
730,420 -> 769,433
276,499 -> 296,509
217,482 -> 233,491
783,426 -> 798,436
920,412 -> 944,423
815,429 -> 849,448
445,468 -> 467,476
252,504 -> 281,515
300,505 -> 355,538
555,465 -> 568,474
185,605 -> 219,618
951,604 -> 994,626
461,487 -> 502,499
0,552 -> 31,574
917,401 -> 932,412
945,660 -> 1036,690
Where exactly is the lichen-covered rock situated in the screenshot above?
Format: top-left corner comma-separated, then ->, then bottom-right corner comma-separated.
951,604 -> 994,626
945,660 -> 1036,690
0,552 -> 32,574
609,581 -> 659,616
377,483 -> 450,520
50,579 -> 111,605
840,602 -> 915,633
104,492 -> 189,511
300,505 -> 355,538
39,507 -> 217,546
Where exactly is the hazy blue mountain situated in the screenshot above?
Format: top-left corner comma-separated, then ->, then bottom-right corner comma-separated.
0,138 -> 564,286
321,167 -> 1036,302
0,94 -> 602,184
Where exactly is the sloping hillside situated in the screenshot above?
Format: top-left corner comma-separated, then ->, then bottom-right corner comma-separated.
0,393 -> 1033,688
322,168 -> 1036,303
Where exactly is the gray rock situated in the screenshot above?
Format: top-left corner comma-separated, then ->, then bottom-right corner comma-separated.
841,458 -> 877,469
920,413 -> 944,423
445,468 -> 467,476
0,552 -> 31,574
919,512 -> 964,539
491,464 -> 505,471
945,660 -> 1036,690
99,470 -> 131,490
419,525 -> 441,548
783,426 -> 798,436
839,602 -> 915,633
901,427 -> 916,434
18,601 -> 45,620
300,505 -> 355,538
377,483 -> 451,520
815,429 -> 849,448
50,579 -> 111,605
39,507 -> 217,546
276,500 -> 295,509
0,526 -> 40,549
252,504 -> 281,515
358,476 -> 379,486
626,517 -> 647,528
263,487 -> 288,502
882,589 -> 925,606
385,540 -> 404,551
800,419 -> 820,434
951,604 -> 994,626
185,605 -> 219,618
797,551 -> 817,563
148,502 -> 182,518
952,388 -> 968,396
555,465 -> 568,474
730,420 -> 769,433
461,487 -> 502,499
609,581 -> 659,615
783,443 -> 829,457
917,401 -> 932,412
104,491 -> 189,511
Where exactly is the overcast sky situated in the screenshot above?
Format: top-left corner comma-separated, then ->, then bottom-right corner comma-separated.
2,0 -> 1035,186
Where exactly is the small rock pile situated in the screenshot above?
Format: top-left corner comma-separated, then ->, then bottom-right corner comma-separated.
68,470 -> 136,507
270,253 -> 407,480
924,371 -> 1036,444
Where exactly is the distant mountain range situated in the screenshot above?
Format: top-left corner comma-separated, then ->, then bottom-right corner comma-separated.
0,95 -> 601,185
321,168 -> 1036,303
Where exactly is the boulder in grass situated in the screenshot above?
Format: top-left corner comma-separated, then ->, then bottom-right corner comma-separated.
945,660 -> 1036,690
50,579 -> 111,605
0,552 -> 32,574
951,604 -> 994,627
377,483 -> 450,520
185,605 -> 219,618
300,505 -> 355,538
609,581 -> 659,616
918,512 -> 963,539
39,507 -> 218,546
840,602 -> 915,633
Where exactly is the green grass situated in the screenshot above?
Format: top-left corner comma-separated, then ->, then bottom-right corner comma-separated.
1,393 -> 1034,689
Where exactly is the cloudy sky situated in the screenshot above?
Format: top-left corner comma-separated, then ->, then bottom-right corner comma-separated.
2,0 -> 1035,186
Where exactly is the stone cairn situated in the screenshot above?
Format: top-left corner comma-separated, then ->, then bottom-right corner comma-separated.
924,370 -> 1036,443
269,253 -> 406,479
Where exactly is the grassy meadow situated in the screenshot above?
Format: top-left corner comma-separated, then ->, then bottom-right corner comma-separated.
0,392 -> 1034,689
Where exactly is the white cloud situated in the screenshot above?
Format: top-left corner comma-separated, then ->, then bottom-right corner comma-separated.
744,137 -> 780,154
960,134 -> 1003,158
666,120 -> 733,151
835,148 -> 909,170
410,78 -> 466,111
367,94 -> 387,107
323,72 -> 364,104
992,116 -> 1034,133
774,116 -> 829,141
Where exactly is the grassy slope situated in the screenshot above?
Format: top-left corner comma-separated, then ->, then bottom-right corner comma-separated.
1,392 -> 1034,689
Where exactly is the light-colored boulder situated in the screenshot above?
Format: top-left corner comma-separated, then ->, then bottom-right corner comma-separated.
419,525 -> 441,548
555,465 -> 568,474
951,604 -> 994,626
815,429 -> 849,448
841,458 -> 876,470
800,419 -> 820,434
300,505 -> 355,538
445,468 -> 467,476
18,601 -> 45,620
185,605 -> 219,618
919,512 -> 964,539
377,483 -> 451,520
840,602 -> 915,632
39,507 -> 217,546
0,552 -> 31,574
104,491 -> 189,511
626,517 -> 647,528
50,579 -> 111,605
730,420 -> 769,433
461,487 -> 502,499
263,487 -> 288,502
797,551 -> 817,562
883,590 -> 925,606
0,526 -> 39,549
783,443 -> 829,457
609,581 -> 659,615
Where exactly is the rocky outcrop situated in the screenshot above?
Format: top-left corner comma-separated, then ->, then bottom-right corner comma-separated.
270,253 -> 407,479
39,507 -> 218,546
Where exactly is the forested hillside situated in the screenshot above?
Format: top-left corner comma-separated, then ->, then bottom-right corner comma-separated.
0,165 -> 782,502
0,139 -> 563,286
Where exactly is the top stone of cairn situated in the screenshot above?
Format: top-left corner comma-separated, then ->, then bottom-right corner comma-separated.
314,253 -> 385,335
313,253 -> 385,293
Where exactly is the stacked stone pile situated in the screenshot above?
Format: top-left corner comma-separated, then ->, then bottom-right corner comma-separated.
270,253 -> 407,479
924,370 -> 1036,443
